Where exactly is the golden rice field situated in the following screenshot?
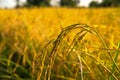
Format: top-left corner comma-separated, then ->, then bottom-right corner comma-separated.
0,7 -> 120,80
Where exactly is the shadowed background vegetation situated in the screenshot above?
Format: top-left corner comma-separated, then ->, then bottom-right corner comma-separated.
15,0 -> 120,8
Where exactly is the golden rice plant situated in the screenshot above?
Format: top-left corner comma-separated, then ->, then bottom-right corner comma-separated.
0,7 -> 120,80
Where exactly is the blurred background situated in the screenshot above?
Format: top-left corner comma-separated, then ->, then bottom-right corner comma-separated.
0,0 -> 120,9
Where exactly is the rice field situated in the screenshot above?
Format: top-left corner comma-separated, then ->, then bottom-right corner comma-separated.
0,7 -> 120,80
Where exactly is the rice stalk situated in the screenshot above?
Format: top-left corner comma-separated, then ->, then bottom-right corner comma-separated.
85,52 -> 118,80
91,28 -> 120,73
110,41 -> 120,80
46,23 -> 102,80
